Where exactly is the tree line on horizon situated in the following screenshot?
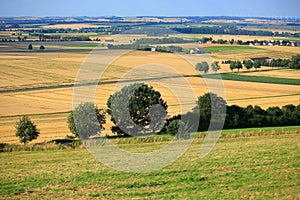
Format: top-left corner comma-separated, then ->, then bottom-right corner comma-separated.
172,25 -> 300,38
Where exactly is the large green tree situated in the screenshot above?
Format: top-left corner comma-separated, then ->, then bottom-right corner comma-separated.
289,54 -> 300,69
107,83 -> 168,136
15,116 -> 40,144
68,102 -> 105,139
193,93 -> 226,131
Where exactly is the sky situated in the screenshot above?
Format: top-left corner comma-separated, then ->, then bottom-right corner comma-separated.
1,0 -> 299,18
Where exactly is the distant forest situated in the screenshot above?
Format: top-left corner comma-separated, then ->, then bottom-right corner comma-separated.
172,26 -> 300,38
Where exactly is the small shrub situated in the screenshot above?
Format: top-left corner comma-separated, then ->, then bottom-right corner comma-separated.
166,119 -> 190,139
28,44 -> 33,50
15,116 -> 40,144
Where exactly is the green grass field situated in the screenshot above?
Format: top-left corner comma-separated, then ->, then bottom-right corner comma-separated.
202,73 -> 300,86
204,46 -> 261,52
220,125 -> 300,134
1,133 -> 299,199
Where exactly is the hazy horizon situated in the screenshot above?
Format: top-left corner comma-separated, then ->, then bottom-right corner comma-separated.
1,0 -> 299,18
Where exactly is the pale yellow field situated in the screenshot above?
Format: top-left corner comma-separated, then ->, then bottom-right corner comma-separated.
238,69 -> 300,79
121,17 -> 188,23
41,23 -> 100,29
0,52 -> 85,91
0,50 -> 299,143
210,46 -> 300,62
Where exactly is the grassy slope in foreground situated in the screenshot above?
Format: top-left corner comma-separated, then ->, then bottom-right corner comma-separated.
0,134 -> 299,199
220,125 -> 300,134
202,73 -> 300,86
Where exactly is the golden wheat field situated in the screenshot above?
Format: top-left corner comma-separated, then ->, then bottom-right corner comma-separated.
0,49 -> 299,143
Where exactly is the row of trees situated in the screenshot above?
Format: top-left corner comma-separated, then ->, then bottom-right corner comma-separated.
133,37 -> 194,44
198,37 -> 299,46
155,46 -> 183,53
15,83 -> 300,144
224,54 -> 300,72
225,104 -> 300,129
107,44 -> 184,54
108,44 -> 183,53
25,26 -> 131,35
229,60 -> 262,72
107,37 -> 190,51
195,61 -> 220,73
172,26 -> 300,37
169,93 -> 300,133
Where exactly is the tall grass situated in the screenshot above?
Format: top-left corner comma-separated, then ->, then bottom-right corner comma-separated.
0,140 -> 82,152
1,126 -> 299,152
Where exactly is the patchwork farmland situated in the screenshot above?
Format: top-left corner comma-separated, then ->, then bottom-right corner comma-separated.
0,14 -> 299,199
0,47 -> 299,143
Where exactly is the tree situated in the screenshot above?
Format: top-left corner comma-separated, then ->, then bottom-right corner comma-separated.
166,119 -> 182,136
15,116 -> 40,144
224,105 -> 247,129
236,61 -> 243,72
28,44 -> 33,50
246,105 -> 267,127
196,61 -> 209,73
244,60 -> 253,70
166,119 -> 191,139
68,102 -> 105,139
211,61 -> 220,72
107,83 -> 168,136
289,54 -> 300,69
40,45 -> 45,50
280,104 -> 297,126
253,60 -> 261,71
193,93 -> 226,131
229,62 -> 236,72
266,106 -> 283,126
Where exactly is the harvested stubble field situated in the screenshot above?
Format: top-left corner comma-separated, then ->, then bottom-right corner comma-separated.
237,68 -> 300,79
211,45 -> 300,62
0,49 -> 299,143
41,23 -> 101,29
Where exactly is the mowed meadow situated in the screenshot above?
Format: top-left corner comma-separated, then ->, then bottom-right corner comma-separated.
0,42 -> 300,143
0,134 -> 299,199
